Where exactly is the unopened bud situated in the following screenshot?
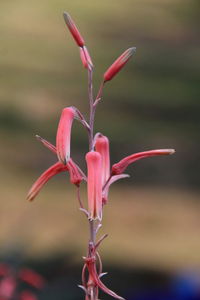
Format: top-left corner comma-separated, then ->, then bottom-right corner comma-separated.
104,47 -> 136,82
63,12 -> 85,47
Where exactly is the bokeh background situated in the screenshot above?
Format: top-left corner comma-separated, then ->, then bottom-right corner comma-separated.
0,0 -> 200,299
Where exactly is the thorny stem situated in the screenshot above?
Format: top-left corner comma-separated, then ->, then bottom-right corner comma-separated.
80,62 -> 106,300
86,66 -> 98,300
95,234 -> 108,250
87,67 -> 97,245
103,174 -> 112,191
96,251 -> 103,275
77,186 -> 84,209
85,66 -> 106,300
77,187 -> 89,218
88,68 -> 94,151
96,81 -> 104,101
93,81 -> 104,107
89,220 -> 96,244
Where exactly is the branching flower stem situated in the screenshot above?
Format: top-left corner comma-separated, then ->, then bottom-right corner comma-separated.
26,12 -> 174,300
85,65 -> 105,300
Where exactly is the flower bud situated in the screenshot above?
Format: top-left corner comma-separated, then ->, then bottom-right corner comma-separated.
63,12 -> 85,47
104,47 -> 136,82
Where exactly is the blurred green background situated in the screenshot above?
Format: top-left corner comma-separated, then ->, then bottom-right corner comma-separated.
0,0 -> 200,299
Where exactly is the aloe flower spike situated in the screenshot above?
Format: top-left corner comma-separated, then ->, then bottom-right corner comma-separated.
63,12 -> 85,47
104,47 -> 136,82
56,107 -> 76,165
112,149 -> 175,175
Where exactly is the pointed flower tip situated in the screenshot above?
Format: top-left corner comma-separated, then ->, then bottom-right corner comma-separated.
63,11 -> 85,47
122,47 -> 136,61
169,149 -> 175,154
130,46 -> 136,53
104,47 -> 136,82
63,11 -> 70,21
27,193 -> 34,202
154,149 -> 176,155
35,135 -> 57,154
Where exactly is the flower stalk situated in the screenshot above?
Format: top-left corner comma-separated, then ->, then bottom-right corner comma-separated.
27,12 -> 175,300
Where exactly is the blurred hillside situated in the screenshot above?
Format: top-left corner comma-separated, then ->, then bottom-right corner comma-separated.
0,0 -> 199,187
0,3 -> 200,299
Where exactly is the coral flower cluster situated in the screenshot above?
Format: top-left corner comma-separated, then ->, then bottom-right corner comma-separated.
27,12 -> 175,300
0,263 -> 45,300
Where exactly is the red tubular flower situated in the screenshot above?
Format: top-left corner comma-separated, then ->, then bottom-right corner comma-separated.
56,107 -> 76,165
0,277 -> 16,298
27,162 -> 69,201
0,264 -> 11,277
63,12 -> 85,47
86,151 -> 102,221
112,149 -> 175,175
19,291 -> 38,300
104,47 -> 136,82
19,269 -> 45,289
28,136 -> 85,201
94,133 -> 110,186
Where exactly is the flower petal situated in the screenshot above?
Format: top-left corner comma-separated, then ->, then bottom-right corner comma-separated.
27,162 -> 68,201
112,149 -> 175,175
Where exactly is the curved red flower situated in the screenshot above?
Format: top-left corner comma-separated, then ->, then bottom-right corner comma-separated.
112,149 -> 175,175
